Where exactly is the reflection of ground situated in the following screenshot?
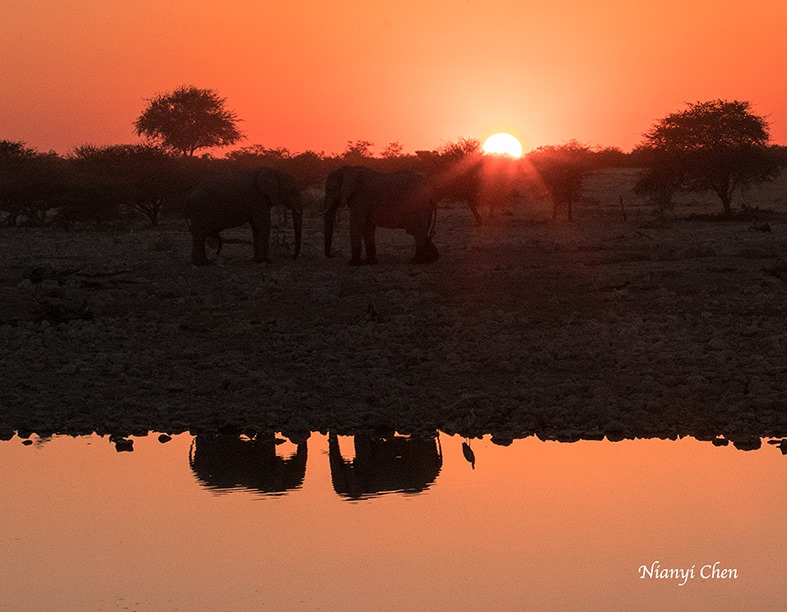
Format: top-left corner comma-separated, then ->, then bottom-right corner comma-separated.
1,199 -> 786,443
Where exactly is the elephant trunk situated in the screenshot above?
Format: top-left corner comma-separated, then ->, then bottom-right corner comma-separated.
324,207 -> 337,258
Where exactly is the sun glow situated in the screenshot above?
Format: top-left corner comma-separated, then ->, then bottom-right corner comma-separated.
482,133 -> 523,158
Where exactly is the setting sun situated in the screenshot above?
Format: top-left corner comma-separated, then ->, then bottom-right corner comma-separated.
482,133 -> 523,158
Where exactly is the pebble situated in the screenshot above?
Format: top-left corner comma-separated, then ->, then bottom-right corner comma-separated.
0,217 -> 784,445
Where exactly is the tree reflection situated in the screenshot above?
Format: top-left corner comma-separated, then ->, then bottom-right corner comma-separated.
189,431 -> 307,496
329,432 -> 443,500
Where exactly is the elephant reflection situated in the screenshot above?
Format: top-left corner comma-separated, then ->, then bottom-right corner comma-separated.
328,432 -> 442,499
189,431 -> 307,495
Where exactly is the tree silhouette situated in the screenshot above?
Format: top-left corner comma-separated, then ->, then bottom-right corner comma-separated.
70,144 -> 184,225
226,144 -> 291,165
414,138 -> 487,224
636,100 -> 779,216
342,140 -> 374,162
381,141 -> 404,158
0,141 -> 68,226
436,137 -> 482,161
134,86 -> 243,157
529,140 -> 592,221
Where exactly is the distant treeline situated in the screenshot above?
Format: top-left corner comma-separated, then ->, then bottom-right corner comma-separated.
2,138 -> 786,228
0,138 -> 611,228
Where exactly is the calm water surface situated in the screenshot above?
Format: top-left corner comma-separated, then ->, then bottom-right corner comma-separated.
1,433 -> 784,611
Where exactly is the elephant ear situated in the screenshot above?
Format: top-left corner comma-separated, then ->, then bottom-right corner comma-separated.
338,166 -> 362,207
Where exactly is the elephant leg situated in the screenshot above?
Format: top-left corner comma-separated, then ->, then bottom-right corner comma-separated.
363,222 -> 378,264
425,237 -> 440,262
411,235 -> 428,263
348,210 -> 365,266
411,234 -> 440,264
191,230 -> 213,266
252,210 -> 272,263
406,210 -> 439,264
468,196 -> 483,226
206,232 -> 223,255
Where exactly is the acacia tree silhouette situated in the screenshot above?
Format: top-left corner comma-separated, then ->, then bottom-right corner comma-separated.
381,141 -> 404,158
342,140 -> 374,163
529,140 -> 593,221
636,100 -> 779,216
134,86 -> 243,157
70,144 -> 183,225
418,138 -> 487,224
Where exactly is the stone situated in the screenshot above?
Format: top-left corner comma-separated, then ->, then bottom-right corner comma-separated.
114,438 -> 134,452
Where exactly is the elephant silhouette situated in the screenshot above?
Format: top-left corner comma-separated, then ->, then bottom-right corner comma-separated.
189,431 -> 307,496
328,432 -> 443,500
323,166 -> 440,265
187,167 -> 303,266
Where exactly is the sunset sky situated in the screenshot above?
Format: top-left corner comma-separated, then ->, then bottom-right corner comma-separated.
3,0 -> 786,155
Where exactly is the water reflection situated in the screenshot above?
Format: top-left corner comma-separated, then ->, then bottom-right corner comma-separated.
328,432 -> 443,499
185,430 -> 784,499
189,431 -> 307,496
1,432 -> 785,610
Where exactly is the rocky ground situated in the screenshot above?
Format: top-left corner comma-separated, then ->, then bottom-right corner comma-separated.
1,178 -> 786,449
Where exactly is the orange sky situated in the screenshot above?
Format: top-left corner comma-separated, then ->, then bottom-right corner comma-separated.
3,0 -> 786,155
